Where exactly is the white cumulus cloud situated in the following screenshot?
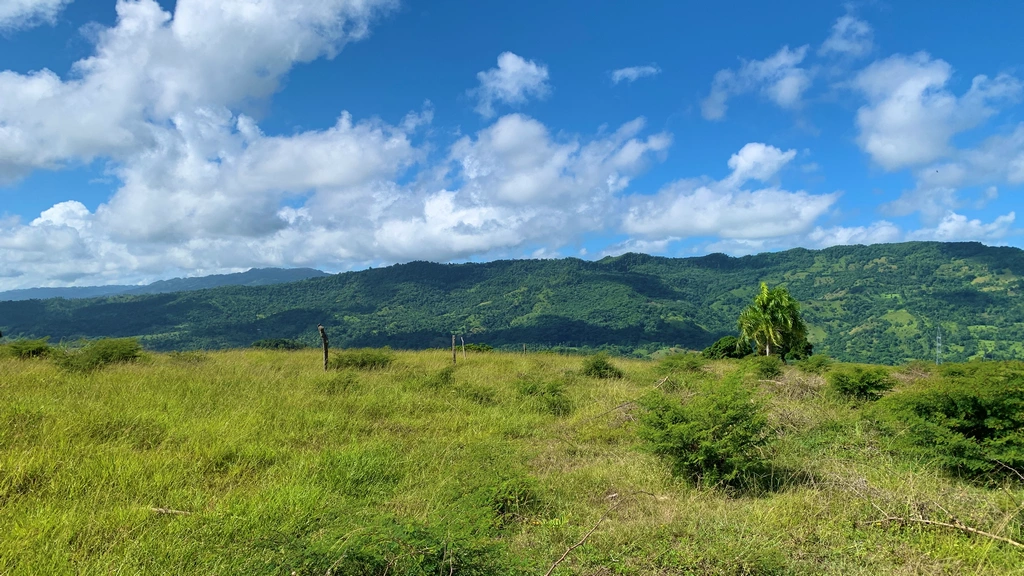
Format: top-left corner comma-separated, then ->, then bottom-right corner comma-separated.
622,143 -> 838,241
702,45 -> 812,120
0,0 -> 70,30
907,211 -> 1016,241
0,0 -> 398,182
819,14 -> 873,57
808,220 -> 902,247
854,52 -> 1021,171
473,52 -> 551,118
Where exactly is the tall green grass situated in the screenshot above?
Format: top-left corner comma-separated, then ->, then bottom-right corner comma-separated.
1,349 -> 1021,574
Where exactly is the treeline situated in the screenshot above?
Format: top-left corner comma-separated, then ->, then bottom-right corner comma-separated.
1,241 -> 1023,364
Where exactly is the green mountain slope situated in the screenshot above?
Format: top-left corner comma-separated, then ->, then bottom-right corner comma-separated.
1,241 -> 1022,364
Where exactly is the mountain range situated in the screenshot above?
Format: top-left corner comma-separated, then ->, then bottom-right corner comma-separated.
0,268 -> 329,302
1,241 -> 1022,364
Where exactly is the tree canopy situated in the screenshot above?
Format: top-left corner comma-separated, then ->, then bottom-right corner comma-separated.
738,282 -> 808,358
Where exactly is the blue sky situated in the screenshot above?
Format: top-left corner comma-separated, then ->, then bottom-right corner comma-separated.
0,0 -> 1022,289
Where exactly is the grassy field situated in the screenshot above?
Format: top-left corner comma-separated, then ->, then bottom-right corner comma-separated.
1,348 -> 1023,574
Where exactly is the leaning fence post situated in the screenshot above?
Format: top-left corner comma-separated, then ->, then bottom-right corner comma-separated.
318,324 -> 329,371
451,334 -> 457,365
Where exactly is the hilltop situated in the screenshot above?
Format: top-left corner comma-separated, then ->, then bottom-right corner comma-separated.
1,241 -> 1023,364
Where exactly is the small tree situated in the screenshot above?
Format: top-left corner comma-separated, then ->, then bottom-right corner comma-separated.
738,282 -> 808,357
702,335 -> 753,360
640,377 -> 773,488
581,353 -> 623,379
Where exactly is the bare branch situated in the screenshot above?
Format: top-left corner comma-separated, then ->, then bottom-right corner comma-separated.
858,515 -> 1024,550
150,507 -> 190,516
543,501 -> 619,576
993,459 -> 1024,483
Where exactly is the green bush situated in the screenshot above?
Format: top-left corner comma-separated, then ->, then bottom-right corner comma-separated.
782,337 -> 814,362
797,354 -> 833,375
874,362 -> 1024,479
278,516 -> 523,576
514,376 -> 572,416
4,338 -> 51,359
581,353 -> 623,379
422,366 -> 455,389
900,359 -> 935,376
639,377 -> 773,488
702,335 -> 753,360
487,475 -> 540,523
54,338 -> 143,372
463,343 -> 494,353
829,366 -> 895,400
458,383 -> 498,406
328,347 -> 395,370
753,355 -> 783,380
251,338 -> 307,350
658,353 -> 706,374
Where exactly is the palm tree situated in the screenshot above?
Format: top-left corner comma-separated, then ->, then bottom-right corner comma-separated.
738,282 -> 806,356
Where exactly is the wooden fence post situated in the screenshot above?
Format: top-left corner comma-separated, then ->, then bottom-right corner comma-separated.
451,334 -> 457,365
523,343 -> 527,355
461,336 -> 467,360
318,324 -> 329,371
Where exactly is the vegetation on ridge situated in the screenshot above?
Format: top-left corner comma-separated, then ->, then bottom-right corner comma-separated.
1,241 -> 1024,365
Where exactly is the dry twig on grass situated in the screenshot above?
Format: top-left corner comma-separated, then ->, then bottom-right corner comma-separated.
543,497 -> 621,576
839,471 -> 1024,550
993,459 -> 1024,483
652,375 -> 672,389
542,490 -> 664,576
150,507 -> 190,516
857,515 -> 1024,549
572,376 -> 676,428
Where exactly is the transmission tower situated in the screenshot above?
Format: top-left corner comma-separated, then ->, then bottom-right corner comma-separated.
935,326 -> 942,366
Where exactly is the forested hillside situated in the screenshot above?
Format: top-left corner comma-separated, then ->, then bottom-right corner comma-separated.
1,241 -> 1022,364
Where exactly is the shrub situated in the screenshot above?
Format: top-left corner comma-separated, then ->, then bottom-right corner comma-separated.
581,353 -> 623,379
783,337 -> 814,362
874,362 -> 1024,479
541,387 -> 572,416
5,338 -> 51,359
659,352 -> 706,374
829,366 -> 895,400
514,376 -> 572,416
900,359 -> 935,376
487,475 -> 540,523
251,338 -> 307,350
639,377 -> 773,488
753,355 -> 783,380
458,383 -> 498,406
702,335 -> 752,360
463,343 -> 494,353
54,338 -> 143,372
423,366 -> 455,389
797,354 -> 833,375
328,347 -> 395,370
279,516 -> 523,576
168,350 -> 206,364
